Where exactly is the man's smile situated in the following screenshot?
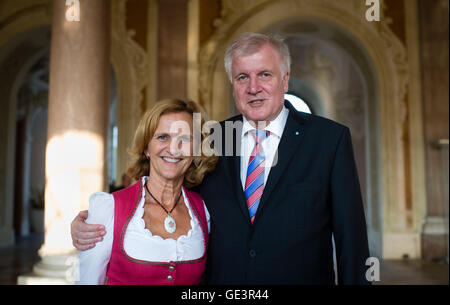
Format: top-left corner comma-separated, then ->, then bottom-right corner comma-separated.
248,99 -> 266,106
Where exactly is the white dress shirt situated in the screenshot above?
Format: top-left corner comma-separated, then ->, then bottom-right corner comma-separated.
240,106 -> 289,190
76,176 -> 210,285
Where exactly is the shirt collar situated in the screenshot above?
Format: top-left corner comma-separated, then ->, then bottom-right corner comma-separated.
242,105 -> 289,139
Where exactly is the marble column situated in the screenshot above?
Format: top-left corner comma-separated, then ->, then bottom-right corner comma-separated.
18,0 -> 110,284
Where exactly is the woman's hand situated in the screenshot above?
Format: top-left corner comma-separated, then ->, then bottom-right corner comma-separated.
70,210 -> 106,251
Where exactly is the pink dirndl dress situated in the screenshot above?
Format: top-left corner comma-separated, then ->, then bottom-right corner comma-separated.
104,179 -> 208,285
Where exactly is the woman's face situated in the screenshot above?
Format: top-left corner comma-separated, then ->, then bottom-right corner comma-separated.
146,112 -> 194,183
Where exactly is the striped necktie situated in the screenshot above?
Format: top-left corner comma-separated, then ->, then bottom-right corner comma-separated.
244,130 -> 269,224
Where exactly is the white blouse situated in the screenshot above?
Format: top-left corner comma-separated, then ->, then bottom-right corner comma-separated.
76,177 -> 210,285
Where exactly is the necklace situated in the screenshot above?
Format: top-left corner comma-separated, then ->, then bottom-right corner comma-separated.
144,182 -> 182,233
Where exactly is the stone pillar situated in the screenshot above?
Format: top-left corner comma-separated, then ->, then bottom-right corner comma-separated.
441,142 -> 449,263
157,0 -> 187,100
418,0 -> 449,261
422,140 -> 449,261
20,110 -> 33,236
18,0 -> 110,284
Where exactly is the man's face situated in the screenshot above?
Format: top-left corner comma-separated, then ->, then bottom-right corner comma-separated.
231,43 -> 289,125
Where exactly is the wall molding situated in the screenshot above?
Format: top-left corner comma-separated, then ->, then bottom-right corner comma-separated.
111,0 -> 149,181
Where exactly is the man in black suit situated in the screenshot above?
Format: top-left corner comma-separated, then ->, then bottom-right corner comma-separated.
71,33 -> 370,284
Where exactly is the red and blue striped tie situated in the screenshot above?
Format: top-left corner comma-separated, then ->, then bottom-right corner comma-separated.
245,130 -> 269,224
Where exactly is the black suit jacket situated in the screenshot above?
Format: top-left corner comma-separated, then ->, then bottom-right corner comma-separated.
198,102 -> 370,284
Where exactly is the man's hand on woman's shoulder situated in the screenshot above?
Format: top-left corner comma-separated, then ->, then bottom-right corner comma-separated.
71,210 -> 106,251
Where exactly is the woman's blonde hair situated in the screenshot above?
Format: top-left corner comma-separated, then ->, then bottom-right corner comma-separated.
126,98 -> 218,188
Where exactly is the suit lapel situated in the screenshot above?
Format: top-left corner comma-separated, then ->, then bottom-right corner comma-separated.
220,106 -> 307,225
219,116 -> 251,223
254,109 -> 306,223
231,155 -> 250,223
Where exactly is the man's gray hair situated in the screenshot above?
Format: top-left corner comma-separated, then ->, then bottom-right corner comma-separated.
224,32 -> 291,82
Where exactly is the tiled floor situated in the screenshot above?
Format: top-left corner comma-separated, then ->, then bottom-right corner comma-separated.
375,258 -> 448,285
0,233 -> 43,285
0,233 -> 448,285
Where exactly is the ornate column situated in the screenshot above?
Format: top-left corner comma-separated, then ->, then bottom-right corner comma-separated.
18,0 -> 110,284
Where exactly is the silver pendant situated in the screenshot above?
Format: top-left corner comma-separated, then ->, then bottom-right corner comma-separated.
164,214 -> 176,233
